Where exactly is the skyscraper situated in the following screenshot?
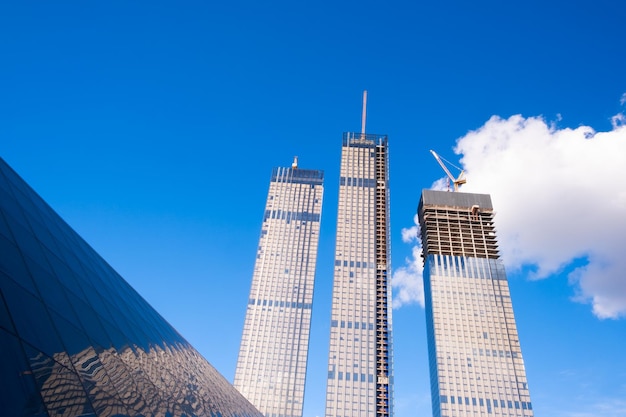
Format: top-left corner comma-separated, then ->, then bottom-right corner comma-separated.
0,157 -> 263,417
325,126 -> 393,416
234,158 -> 324,417
418,189 -> 533,417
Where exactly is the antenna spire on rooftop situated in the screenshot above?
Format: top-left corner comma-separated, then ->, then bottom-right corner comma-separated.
361,90 -> 368,136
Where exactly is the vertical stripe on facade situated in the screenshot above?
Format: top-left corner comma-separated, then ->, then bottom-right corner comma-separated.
325,133 -> 393,417
235,166 -> 324,417
418,190 -> 533,417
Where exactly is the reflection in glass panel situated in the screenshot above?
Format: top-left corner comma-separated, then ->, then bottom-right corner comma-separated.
0,157 -> 264,417
0,330 -> 46,417
23,343 -> 96,417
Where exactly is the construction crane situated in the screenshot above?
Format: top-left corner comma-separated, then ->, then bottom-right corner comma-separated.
430,149 -> 466,191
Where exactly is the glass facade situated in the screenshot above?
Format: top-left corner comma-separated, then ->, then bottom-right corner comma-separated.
325,133 -> 393,417
0,157 -> 263,417
418,190 -> 533,417
234,163 -> 324,417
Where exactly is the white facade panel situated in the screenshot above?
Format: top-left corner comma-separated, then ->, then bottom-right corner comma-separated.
235,165 -> 324,417
325,134 -> 393,417
419,190 -> 533,417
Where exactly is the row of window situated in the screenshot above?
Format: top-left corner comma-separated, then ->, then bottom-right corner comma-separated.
328,371 -> 375,383
263,209 -> 321,223
440,395 -> 532,411
331,320 -> 375,330
427,254 -> 507,280
266,183 -> 321,207
339,176 -> 377,188
334,259 -> 376,268
342,131 -> 387,147
247,298 -> 313,309
431,291 -> 511,303
270,166 -> 324,185
431,317 -> 517,339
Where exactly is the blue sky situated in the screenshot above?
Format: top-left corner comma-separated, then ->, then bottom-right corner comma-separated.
2,1 -> 626,416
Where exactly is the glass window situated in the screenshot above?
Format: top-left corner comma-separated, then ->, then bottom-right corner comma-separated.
0,329 -> 46,416
100,318 -> 129,351
0,193 -> 31,232
0,210 -> 14,242
0,235 -> 37,295
67,291 -> 111,349
0,284 -> 15,333
49,310 -> 90,356
26,257 -> 75,322
1,275 -> 64,357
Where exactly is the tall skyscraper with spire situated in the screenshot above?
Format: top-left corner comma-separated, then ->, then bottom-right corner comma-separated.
325,92 -> 394,417
418,189 -> 533,417
234,158 -> 324,417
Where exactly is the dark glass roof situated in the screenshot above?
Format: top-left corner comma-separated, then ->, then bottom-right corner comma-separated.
0,157 -> 263,417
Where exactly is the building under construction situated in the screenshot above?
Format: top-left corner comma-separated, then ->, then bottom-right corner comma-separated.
418,189 -> 533,417
324,127 -> 393,417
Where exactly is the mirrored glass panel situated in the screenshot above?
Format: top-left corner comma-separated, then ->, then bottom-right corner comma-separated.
0,157 -> 263,417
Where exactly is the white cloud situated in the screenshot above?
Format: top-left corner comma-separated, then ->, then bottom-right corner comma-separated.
392,245 -> 425,308
430,176 -> 451,192
400,214 -> 420,243
453,114 -> 626,319
392,112 -> 626,318
611,113 -> 625,128
551,397 -> 626,417
392,216 -> 424,308
620,92 -> 626,106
